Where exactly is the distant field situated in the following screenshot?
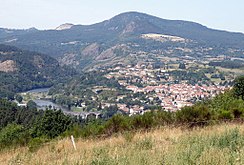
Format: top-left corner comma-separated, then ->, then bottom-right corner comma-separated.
2,123 -> 244,164
216,66 -> 244,76
205,73 -> 222,84
71,107 -> 84,112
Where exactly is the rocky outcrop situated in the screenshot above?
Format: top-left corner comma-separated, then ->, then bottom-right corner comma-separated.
0,60 -> 17,72
55,23 -> 74,30
81,43 -> 101,59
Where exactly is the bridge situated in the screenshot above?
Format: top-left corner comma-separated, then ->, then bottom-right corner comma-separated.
64,111 -> 102,119
79,112 -> 102,119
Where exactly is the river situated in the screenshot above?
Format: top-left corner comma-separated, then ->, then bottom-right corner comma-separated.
33,99 -> 69,111
24,87 -> 69,112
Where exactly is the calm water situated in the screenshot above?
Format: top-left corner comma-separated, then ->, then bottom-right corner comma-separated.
33,99 -> 69,111
34,99 -> 57,108
24,87 -> 68,111
26,87 -> 50,93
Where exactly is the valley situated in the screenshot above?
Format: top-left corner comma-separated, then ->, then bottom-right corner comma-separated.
0,9 -> 244,164
46,58 -> 231,118
1,12 -> 244,119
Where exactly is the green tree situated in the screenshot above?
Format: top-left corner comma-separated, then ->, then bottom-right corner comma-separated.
179,63 -> 186,69
15,94 -> 23,103
0,124 -> 30,148
27,100 -> 37,109
32,110 -> 73,138
233,76 -> 244,100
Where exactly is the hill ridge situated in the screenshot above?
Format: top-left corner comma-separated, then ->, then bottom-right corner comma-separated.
0,11 -> 244,70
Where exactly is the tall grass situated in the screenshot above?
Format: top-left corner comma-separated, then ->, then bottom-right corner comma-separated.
1,123 -> 244,164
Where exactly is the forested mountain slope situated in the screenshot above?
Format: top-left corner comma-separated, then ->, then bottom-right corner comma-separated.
0,44 -> 76,99
1,12 -> 244,70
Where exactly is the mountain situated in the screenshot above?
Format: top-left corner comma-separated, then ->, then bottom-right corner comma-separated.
1,12 -> 244,70
0,44 -> 76,99
0,27 -> 38,41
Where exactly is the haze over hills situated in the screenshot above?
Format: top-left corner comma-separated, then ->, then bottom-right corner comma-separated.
1,8 -> 244,164
0,44 -> 76,99
0,12 -> 244,70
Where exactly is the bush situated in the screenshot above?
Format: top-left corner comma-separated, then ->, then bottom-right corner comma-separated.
104,115 -> 131,135
80,121 -> 105,138
218,110 -> 234,120
62,124 -> 84,138
176,104 -> 212,124
0,124 -> 30,149
131,112 -> 156,129
154,111 -> 175,125
28,137 -> 49,152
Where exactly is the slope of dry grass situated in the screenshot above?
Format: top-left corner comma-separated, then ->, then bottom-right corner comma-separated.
2,123 -> 244,165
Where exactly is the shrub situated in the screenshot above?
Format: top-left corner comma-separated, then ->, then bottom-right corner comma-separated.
104,114 -> 131,135
218,110 -> 234,120
154,111 -> 175,125
28,137 -> 49,152
62,124 -> 84,138
0,124 -> 30,149
80,121 -> 105,138
131,112 -> 156,129
176,104 -> 212,124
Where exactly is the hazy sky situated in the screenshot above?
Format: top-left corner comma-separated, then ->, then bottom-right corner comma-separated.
1,0 -> 244,33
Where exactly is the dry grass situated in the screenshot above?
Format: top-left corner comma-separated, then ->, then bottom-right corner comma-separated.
2,123 -> 244,165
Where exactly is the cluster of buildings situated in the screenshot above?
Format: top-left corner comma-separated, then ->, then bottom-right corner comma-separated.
104,64 -> 228,113
125,84 -> 226,111
105,64 -> 171,86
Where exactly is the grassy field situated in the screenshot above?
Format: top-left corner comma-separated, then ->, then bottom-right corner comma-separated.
0,124 -> 244,165
215,67 -> 244,76
2,123 -> 244,165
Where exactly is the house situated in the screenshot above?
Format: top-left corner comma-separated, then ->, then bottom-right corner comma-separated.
17,103 -> 27,107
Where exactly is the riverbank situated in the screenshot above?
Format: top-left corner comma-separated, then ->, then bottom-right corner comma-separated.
20,87 -> 51,101
20,87 -> 68,111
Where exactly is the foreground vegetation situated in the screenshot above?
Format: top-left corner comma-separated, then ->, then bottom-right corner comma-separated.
1,89 -> 244,152
1,123 -> 244,164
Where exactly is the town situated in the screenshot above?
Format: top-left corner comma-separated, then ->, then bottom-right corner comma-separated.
16,55 -> 231,119
102,62 -> 228,114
